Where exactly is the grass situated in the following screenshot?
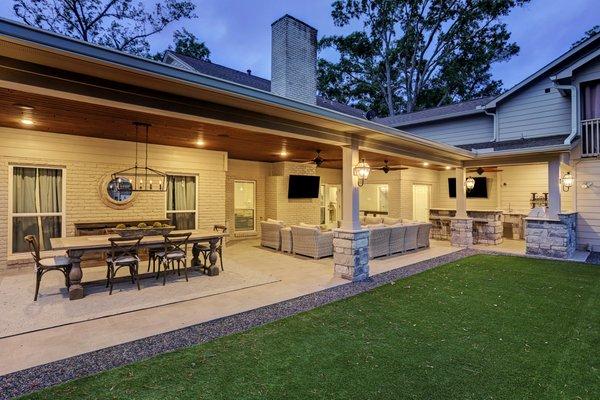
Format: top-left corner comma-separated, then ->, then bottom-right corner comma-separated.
22,255 -> 600,399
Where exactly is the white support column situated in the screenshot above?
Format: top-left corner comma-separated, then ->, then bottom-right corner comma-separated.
341,142 -> 361,230
548,157 -> 561,219
333,140 -> 369,282
455,167 -> 468,218
450,166 -> 473,247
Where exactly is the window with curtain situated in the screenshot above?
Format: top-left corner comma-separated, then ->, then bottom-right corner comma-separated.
166,175 -> 196,230
234,181 -> 255,231
11,166 -> 64,254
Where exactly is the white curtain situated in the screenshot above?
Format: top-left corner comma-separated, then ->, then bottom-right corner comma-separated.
12,167 -> 62,253
583,81 -> 600,120
167,175 -> 196,230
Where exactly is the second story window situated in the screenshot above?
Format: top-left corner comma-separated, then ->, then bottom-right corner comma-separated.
582,80 -> 600,120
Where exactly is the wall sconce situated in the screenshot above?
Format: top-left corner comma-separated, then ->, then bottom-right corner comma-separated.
353,158 -> 371,187
465,176 -> 476,191
560,172 -> 574,192
581,181 -> 593,189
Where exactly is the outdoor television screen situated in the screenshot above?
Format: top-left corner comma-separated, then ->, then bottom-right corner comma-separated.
288,175 -> 320,198
448,177 -> 488,198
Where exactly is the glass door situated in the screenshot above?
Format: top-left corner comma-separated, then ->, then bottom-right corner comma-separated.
234,180 -> 256,231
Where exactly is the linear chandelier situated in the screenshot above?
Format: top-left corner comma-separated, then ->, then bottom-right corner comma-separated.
111,122 -> 167,192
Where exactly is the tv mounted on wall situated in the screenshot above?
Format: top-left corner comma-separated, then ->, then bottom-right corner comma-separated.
448,177 -> 488,198
288,175 -> 320,198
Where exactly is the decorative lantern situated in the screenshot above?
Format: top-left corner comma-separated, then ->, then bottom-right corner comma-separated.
353,158 -> 371,187
465,176 -> 476,191
560,172 -> 574,192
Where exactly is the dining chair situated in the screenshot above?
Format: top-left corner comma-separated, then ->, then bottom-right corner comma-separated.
24,235 -> 72,301
155,232 -> 191,285
196,224 -> 227,272
106,236 -> 143,295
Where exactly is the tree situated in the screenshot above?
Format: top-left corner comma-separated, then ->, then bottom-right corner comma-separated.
12,0 -> 196,56
572,25 -> 600,48
318,0 -> 529,117
153,28 -> 210,61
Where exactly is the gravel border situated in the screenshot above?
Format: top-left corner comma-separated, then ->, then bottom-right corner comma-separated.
0,249 -> 476,399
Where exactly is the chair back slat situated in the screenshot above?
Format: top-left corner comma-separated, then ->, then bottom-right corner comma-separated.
108,236 -> 142,262
163,232 -> 191,257
213,224 -> 227,247
24,235 -> 41,264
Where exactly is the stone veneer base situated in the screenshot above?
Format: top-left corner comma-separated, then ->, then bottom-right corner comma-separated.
525,213 -> 577,259
450,218 -> 473,247
333,229 -> 370,281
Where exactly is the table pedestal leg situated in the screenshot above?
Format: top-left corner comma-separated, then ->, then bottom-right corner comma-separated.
191,244 -> 202,271
206,238 -> 220,276
68,250 -> 84,300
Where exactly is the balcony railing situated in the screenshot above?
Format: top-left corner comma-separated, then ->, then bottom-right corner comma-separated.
581,118 -> 600,157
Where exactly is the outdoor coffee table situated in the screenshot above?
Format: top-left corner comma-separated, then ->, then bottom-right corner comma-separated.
51,230 -> 229,300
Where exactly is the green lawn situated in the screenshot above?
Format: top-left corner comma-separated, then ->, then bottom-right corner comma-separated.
23,255 -> 599,399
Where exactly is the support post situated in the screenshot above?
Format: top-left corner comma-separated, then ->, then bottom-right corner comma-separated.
333,140 -> 369,281
450,167 -> 473,247
547,157 -> 561,219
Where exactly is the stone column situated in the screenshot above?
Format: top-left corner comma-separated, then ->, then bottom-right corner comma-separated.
333,139 -> 369,281
450,167 -> 473,247
525,212 -> 577,258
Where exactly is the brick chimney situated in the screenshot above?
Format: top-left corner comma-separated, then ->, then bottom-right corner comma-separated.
271,15 -> 317,105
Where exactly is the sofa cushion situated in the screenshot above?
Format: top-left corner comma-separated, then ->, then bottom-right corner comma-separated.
367,223 -> 386,229
300,222 -> 321,229
382,217 -> 401,226
267,218 -> 284,225
364,216 -> 383,225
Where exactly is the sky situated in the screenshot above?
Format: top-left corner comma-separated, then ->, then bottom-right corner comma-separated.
1,0 -> 599,89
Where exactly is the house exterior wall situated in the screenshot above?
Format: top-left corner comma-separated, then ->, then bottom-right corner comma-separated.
496,78 -> 572,141
573,158 -> 600,251
572,56 -> 600,86
401,114 -> 494,146
0,127 -> 227,271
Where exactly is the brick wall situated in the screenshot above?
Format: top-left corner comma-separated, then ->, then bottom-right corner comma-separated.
0,127 -> 226,271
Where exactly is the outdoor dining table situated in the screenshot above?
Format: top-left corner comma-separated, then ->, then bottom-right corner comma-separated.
50,230 -> 229,300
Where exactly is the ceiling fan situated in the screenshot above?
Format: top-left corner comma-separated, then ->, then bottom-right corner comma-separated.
373,160 -> 408,174
467,166 -> 503,175
291,150 -> 341,167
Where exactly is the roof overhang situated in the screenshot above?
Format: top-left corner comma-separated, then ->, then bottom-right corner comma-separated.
551,47 -> 600,81
0,18 -> 474,166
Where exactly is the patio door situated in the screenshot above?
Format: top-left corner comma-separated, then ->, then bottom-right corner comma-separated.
412,184 -> 431,222
234,180 -> 256,232
320,184 -> 342,227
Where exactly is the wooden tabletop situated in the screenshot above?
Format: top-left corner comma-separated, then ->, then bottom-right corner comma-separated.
51,230 -> 229,251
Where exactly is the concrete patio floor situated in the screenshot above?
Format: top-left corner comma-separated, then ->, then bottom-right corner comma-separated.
0,239 -> 459,376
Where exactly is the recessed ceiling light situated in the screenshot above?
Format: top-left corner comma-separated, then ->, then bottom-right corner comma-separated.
196,138 -> 205,146
280,149 -> 288,157
20,118 -> 34,126
445,166 -> 451,170
422,162 -> 429,167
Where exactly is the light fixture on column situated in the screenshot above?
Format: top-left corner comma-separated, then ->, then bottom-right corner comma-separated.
465,176 -> 476,191
353,158 -> 371,187
560,172 -> 574,192
581,181 -> 593,189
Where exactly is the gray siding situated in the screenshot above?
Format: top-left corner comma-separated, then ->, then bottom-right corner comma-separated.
497,78 -> 571,141
573,56 -> 600,84
401,114 -> 493,146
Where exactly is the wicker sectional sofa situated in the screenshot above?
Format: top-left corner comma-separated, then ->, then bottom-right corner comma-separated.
361,216 -> 432,259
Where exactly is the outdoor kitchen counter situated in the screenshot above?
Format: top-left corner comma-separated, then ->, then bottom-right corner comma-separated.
429,209 -> 503,244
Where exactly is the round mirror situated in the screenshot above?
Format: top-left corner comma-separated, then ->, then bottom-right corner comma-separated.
107,177 -> 133,202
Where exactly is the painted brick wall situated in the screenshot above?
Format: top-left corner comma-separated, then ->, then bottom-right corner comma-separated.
0,127 -> 226,271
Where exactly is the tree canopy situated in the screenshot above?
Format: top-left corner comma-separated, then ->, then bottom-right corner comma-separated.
12,0 -> 196,56
318,0 -> 530,117
153,29 -> 211,61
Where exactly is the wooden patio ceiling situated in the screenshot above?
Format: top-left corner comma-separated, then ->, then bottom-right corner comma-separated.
0,88 -> 451,170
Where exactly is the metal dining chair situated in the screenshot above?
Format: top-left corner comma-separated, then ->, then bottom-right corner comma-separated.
24,235 -> 72,301
106,236 -> 143,295
196,224 -> 227,272
155,232 -> 191,285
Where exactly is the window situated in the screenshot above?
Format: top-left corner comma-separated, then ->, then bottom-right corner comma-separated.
582,80 -> 600,120
319,184 -> 326,225
234,180 -> 255,231
359,184 -> 389,213
10,166 -> 65,254
166,175 -> 197,230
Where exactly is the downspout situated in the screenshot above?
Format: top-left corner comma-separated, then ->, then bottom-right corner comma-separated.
552,83 -> 578,144
483,108 -> 498,142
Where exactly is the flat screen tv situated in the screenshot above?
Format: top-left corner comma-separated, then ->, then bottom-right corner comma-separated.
288,175 -> 320,198
448,177 -> 488,198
